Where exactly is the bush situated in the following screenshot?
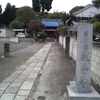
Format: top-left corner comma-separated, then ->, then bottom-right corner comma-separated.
93,21 -> 100,33
40,32 -> 48,39
57,25 -> 69,36
26,34 -> 33,38
33,36 -> 38,41
61,26 -> 68,36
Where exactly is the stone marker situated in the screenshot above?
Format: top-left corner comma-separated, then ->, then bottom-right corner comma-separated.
4,43 -> 10,57
67,23 -> 100,100
76,23 -> 92,93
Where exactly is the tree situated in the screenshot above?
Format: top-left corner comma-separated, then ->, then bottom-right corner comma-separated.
69,6 -> 84,15
0,5 -> 2,24
92,0 -> 100,8
0,5 -> 2,13
93,21 -> 100,33
47,12 -> 70,25
9,19 -> 24,29
32,0 -> 40,12
16,6 -> 36,26
2,3 -> 16,27
32,0 -> 53,13
91,14 -> 100,22
28,19 -> 45,36
62,12 -> 70,25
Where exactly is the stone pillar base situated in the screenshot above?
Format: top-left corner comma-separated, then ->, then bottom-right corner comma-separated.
67,86 -> 100,100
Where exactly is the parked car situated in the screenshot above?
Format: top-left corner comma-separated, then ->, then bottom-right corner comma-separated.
95,34 -> 100,41
16,33 -> 26,38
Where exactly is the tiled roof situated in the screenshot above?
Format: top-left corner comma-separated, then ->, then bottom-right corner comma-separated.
42,19 -> 61,27
72,4 -> 100,18
72,4 -> 93,16
12,29 -> 24,32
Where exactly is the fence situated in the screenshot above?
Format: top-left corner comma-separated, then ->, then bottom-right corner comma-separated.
59,35 -> 100,87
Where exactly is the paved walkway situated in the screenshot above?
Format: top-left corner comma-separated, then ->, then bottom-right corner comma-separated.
0,43 -> 52,100
1,42 -> 99,100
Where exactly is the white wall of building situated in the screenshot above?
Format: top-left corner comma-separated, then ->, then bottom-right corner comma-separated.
6,28 -> 15,37
0,28 -> 15,38
0,28 -> 6,37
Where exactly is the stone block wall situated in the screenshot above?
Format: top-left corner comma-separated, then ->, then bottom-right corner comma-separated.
59,36 -> 63,47
69,37 -> 77,61
59,36 -> 100,87
91,47 -> 100,86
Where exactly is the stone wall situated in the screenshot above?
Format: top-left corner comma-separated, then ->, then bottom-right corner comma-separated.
91,44 -> 100,87
0,37 -> 19,43
59,36 -> 63,47
69,38 -> 100,87
69,37 -> 77,61
59,36 -> 100,87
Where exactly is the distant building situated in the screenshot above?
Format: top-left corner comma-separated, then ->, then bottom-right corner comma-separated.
42,19 -> 62,38
12,29 -> 24,35
0,28 -> 15,37
67,4 -> 100,25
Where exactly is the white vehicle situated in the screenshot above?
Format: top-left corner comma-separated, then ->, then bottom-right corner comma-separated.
16,33 -> 26,38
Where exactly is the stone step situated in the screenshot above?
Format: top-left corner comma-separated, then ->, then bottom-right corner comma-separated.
46,38 -> 55,42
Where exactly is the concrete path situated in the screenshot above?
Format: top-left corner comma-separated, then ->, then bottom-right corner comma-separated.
0,43 -> 45,83
0,43 -> 52,100
32,43 -> 75,100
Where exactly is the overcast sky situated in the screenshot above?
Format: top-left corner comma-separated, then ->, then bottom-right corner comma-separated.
1,0 -> 92,13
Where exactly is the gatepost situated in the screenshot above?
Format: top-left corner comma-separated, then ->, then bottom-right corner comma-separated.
4,43 -> 10,57
67,23 -> 100,100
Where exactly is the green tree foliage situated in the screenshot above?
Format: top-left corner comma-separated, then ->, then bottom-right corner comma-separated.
28,19 -> 45,36
9,19 -> 24,29
0,5 -> 2,13
47,12 -> 62,19
32,0 -> 40,12
69,6 -> 84,15
92,0 -> 100,8
0,5 -> 2,24
93,21 -> 100,33
16,6 -> 36,26
32,0 -> 53,13
40,32 -> 48,39
47,12 -> 70,25
2,3 -> 16,26
91,14 -> 100,22
62,12 -> 70,25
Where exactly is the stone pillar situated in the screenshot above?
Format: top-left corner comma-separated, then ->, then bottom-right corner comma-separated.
65,36 -> 70,56
4,43 -> 10,57
76,23 -> 93,93
67,23 -> 100,100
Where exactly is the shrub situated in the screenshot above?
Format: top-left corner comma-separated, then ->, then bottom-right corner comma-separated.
57,25 -> 69,36
93,21 -> 100,33
61,26 -> 68,36
33,36 -> 38,41
40,32 -> 48,39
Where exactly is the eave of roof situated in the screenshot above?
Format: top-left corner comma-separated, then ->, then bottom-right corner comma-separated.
42,19 -> 61,27
72,4 -> 94,16
12,29 -> 24,31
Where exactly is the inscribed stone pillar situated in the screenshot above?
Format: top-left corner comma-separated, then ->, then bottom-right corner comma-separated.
76,23 -> 93,93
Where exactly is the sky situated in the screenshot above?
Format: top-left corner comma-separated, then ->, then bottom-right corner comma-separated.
1,0 -> 92,13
